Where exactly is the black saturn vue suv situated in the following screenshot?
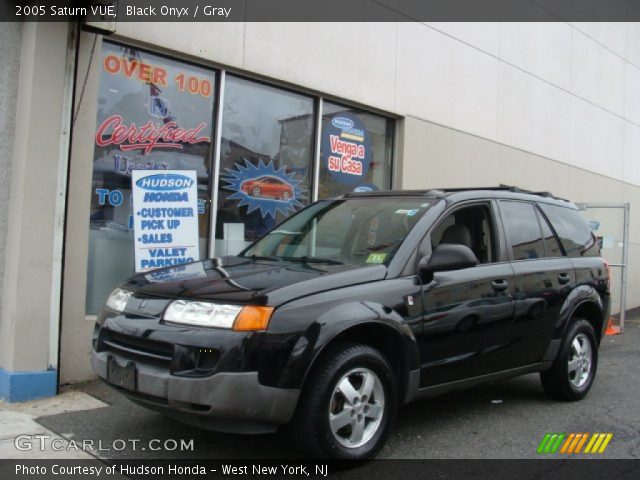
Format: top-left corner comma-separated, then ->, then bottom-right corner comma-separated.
92,187 -> 610,459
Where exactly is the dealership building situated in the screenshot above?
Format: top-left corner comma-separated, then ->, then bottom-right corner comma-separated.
0,20 -> 638,401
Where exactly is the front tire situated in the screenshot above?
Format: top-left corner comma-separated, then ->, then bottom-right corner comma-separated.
540,318 -> 598,401
290,343 -> 397,459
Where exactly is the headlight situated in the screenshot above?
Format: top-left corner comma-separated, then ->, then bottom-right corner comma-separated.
105,288 -> 134,312
163,300 -> 274,331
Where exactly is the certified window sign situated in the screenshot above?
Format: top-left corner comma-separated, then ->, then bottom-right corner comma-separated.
322,112 -> 371,185
131,170 -> 200,272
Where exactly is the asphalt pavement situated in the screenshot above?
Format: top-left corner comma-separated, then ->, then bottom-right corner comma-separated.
37,317 -> 640,460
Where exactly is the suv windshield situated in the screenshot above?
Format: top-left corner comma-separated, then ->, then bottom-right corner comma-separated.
241,197 -> 435,266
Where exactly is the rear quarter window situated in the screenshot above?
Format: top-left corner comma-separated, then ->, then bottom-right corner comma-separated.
500,201 -> 546,260
538,203 -> 599,257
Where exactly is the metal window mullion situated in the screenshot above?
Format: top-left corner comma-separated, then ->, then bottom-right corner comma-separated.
620,202 -> 630,331
312,97 -> 323,202
309,98 -> 324,256
208,70 -> 226,258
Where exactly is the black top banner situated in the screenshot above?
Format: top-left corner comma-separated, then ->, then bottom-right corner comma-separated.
2,0 -> 640,22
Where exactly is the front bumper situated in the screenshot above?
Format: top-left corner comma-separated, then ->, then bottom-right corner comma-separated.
91,349 -> 299,433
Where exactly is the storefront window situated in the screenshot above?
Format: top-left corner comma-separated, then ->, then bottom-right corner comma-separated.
319,102 -> 394,198
215,76 -> 315,255
84,44 -> 394,313
86,42 -> 216,314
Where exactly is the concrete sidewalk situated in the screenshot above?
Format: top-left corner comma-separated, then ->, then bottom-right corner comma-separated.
0,389 -> 107,459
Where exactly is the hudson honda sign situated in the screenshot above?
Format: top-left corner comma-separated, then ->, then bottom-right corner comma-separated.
131,171 -> 200,272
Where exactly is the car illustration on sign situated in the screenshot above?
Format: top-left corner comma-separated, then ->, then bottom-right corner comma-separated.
240,175 -> 294,201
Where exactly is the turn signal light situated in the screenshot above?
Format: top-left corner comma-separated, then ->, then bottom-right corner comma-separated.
233,306 -> 275,331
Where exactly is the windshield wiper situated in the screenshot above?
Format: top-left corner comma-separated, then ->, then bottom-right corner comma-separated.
244,254 -> 281,262
282,255 -> 345,265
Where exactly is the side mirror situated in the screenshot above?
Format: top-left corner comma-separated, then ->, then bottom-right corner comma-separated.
419,244 -> 479,278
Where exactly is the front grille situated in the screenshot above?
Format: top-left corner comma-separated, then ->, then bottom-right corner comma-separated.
114,385 -> 211,413
99,329 -> 173,363
111,384 -> 170,406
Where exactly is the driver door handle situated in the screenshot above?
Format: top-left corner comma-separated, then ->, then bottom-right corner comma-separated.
491,279 -> 509,292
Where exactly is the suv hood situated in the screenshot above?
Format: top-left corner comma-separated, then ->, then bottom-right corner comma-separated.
121,256 -> 387,306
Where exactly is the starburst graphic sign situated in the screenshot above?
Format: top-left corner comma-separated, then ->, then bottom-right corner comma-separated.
221,159 -> 305,219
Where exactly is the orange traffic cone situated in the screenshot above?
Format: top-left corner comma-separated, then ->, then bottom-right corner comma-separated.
605,317 -> 621,336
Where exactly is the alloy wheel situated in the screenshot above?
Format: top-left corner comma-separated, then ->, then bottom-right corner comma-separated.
567,333 -> 592,388
328,368 -> 385,449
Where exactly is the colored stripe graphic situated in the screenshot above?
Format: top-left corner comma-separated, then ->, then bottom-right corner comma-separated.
574,433 -> 589,453
539,433 -> 613,454
560,433 -> 575,453
584,433 -> 613,454
537,433 -> 565,453
584,433 -> 599,453
567,433 -> 583,453
598,433 -> 613,453
550,433 -> 565,453
537,433 -> 552,453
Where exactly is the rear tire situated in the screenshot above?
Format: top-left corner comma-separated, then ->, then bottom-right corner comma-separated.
290,343 -> 397,459
540,318 -> 598,401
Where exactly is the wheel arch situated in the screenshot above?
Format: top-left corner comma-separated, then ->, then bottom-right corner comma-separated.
568,300 -> 606,343
300,321 -> 420,407
559,284 -> 606,343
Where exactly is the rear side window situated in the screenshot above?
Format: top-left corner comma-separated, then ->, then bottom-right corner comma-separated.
536,208 -> 563,257
539,203 -> 599,257
500,201 -> 545,260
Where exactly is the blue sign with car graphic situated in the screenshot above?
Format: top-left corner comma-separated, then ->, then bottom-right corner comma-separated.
222,159 -> 305,219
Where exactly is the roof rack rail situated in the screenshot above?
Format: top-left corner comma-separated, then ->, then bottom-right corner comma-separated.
343,189 -> 446,198
433,185 -> 568,202
343,186 -> 568,202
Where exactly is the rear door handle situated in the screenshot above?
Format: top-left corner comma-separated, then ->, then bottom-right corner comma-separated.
491,279 -> 509,292
558,273 -> 571,285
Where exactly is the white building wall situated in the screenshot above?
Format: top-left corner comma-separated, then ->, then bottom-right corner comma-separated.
0,23 -> 22,375
115,22 -> 640,189
0,22 -> 71,390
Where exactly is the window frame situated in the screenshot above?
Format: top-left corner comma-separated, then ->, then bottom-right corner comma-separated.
98,41 -> 220,258
89,39 -> 397,261
211,73 -> 396,256
533,202 -> 566,258
212,72 -> 318,248
412,199 -> 507,275
86,40 -> 220,314
316,99 -> 396,200
537,201 -> 599,258
498,200 -> 549,263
